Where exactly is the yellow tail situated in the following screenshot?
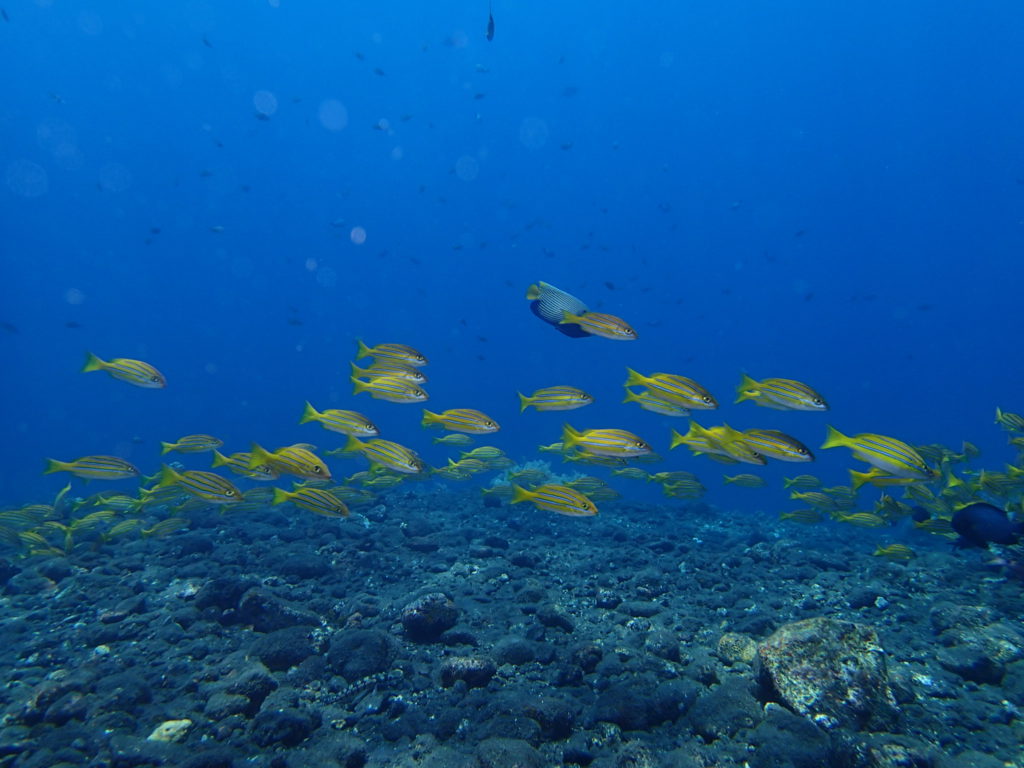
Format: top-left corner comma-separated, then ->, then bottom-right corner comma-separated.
82,351 -> 106,373
734,373 -> 760,403
624,367 -> 647,388
299,401 -> 320,425
848,469 -> 871,492
622,389 -> 640,404
43,458 -> 66,475
421,409 -> 440,428
249,443 -> 274,469
351,376 -> 367,395
159,441 -> 175,455
510,484 -> 532,504
271,488 -> 289,506
820,425 -> 848,450
211,450 -> 229,468
561,423 -> 582,449
355,339 -> 373,361
343,435 -> 365,454
157,464 -> 181,488
517,392 -> 532,413
559,310 -> 582,326
668,429 -> 686,450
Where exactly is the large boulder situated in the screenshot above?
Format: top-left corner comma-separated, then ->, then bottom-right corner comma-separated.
757,617 -> 898,731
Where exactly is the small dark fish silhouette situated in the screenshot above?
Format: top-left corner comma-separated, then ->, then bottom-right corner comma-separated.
1,8 -> 9,22
486,3 -> 495,41
202,35 -> 212,48
0,321 -> 18,334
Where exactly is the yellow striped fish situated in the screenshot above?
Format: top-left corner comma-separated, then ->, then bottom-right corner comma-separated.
350,360 -> 428,384
344,436 -> 425,474
422,409 -> 500,434
560,311 -> 637,341
734,374 -> 828,411
250,443 -> 331,480
849,467 -> 928,492
160,434 -> 223,455
783,474 -> 821,490
355,340 -> 428,367
873,543 -> 916,561
624,368 -> 717,410
82,351 -> 166,389
157,465 -> 241,504
723,474 -> 765,488
995,407 -> 1024,432
300,402 -> 379,437
821,426 -> 934,479
562,424 -> 652,458
272,487 -> 349,518
518,386 -> 593,413
211,451 -> 278,480
352,375 -> 428,403
433,434 -> 475,446
43,455 -> 139,480
511,483 -> 598,517
622,388 -> 690,417
740,429 -> 814,462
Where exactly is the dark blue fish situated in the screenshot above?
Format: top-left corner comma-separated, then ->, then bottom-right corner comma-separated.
486,3 -> 495,41
526,281 -> 591,338
952,503 -> 1023,548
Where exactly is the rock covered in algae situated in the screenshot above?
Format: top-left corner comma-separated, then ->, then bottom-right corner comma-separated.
146,718 -> 192,742
757,617 -> 898,730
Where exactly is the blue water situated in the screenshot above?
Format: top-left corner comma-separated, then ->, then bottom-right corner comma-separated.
2,1 -> 1023,511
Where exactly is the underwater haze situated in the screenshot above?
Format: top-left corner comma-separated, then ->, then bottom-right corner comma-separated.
2,1 -> 1024,766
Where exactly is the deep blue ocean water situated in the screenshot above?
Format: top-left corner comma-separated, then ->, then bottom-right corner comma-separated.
2,0 -> 1023,514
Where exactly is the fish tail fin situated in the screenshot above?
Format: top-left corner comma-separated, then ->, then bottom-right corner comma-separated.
624,367 -> 646,388
271,488 -> 289,506
622,388 -> 639,404
782,477 -> 795,489
349,361 -> 367,379
525,283 -> 540,300
517,392 -> 532,413
355,339 -> 372,361
159,441 -> 175,455
723,475 -> 736,485
299,401 -> 320,425
510,484 -> 532,505
211,450 -> 229,469
43,458 -> 66,475
849,469 -> 870,492
351,376 -> 367,395
561,423 -> 581,449
421,409 -> 441,428
558,310 -> 581,325
821,425 -> 848,450
668,429 -> 686,450
82,351 -> 106,373
249,443 -> 273,469
343,435 -> 365,455
157,464 -> 179,488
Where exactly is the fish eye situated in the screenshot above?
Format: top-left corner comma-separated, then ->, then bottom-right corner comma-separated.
702,396 -> 713,404
798,447 -> 808,454
813,398 -> 824,405
634,441 -> 644,448
226,489 -> 236,496
314,466 -> 323,474
150,376 -> 160,382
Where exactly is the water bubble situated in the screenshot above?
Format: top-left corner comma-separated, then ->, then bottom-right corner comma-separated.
519,117 -> 549,150
305,258 -> 318,271
98,163 -> 132,192
253,90 -> 278,117
350,226 -> 367,245
5,160 -> 48,197
455,155 -> 479,181
65,288 -> 85,305
319,99 -> 348,131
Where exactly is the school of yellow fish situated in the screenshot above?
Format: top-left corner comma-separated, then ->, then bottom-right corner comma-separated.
3,290 -> 1024,565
